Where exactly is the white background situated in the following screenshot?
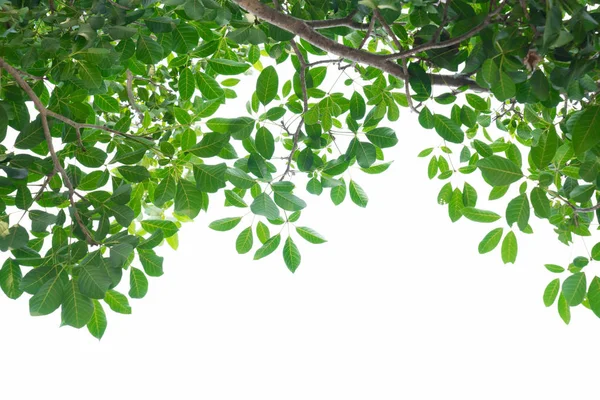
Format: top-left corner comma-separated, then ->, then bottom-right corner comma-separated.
2,62 -> 600,399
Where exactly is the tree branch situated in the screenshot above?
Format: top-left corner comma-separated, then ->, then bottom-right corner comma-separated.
234,0 -> 485,92
384,1 -> 506,60
0,57 -> 98,245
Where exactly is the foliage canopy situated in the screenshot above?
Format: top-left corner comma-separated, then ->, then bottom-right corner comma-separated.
1,0 -> 600,336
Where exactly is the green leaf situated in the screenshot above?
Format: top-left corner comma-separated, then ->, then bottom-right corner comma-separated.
256,221 -> 270,244
194,163 -> 227,193
418,106 -> 435,129
87,300 -> 107,340
354,140 -> 377,168
283,237 -> 301,273
491,72 -> 516,101
350,91 -> 366,120
174,180 -> 203,219
545,264 -> 565,273
188,132 -> 230,157
477,155 -> 523,186
530,187 -> 551,218
236,227 -> 254,254
256,66 -> 279,105
117,166 -> 150,182
251,193 -> 280,219
136,35 -> 164,64
448,189 -> 464,222
331,181 -> 347,205
296,226 -> 327,244
208,59 -> 250,75
349,180 -> 368,208
94,94 -> 120,113
225,190 -> 248,207
129,267 -> 149,299
433,115 -> 464,144
104,289 -> 132,314
530,128 -> 558,168
361,161 -> 393,175
29,269 -> 66,316
506,194 -> 530,231
255,127 -> 275,159
254,234 -> 281,260
209,217 -> 242,231
501,231 -> 518,264
273,191 -> 306,212
184,0 -> 205,19
178,67 -> 196,100
226,168 -> 255,189
0,259 -> 23,299
478,228 -> 503,254
572,106 -> 600,155
587,276 -> 600,318
562,272 -> 586,306
138,249 -> 164,277
61,279 -> 94,329
461,207 -> 501,223
141,220 -> 178,238
195,71 -> 225,99
76,147 -> 107,168
77,256 -> 111,299
543,279 -> 560,307
365,127 -> 399,148
557,293 -> 570,324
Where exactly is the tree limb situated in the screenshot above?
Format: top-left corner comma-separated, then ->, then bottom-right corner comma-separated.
0,57 -> 98,245
234,0 -> 485,92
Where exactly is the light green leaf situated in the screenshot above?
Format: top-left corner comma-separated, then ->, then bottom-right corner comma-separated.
104,289 -> 132,314
501,231 -> 518,264
478,228 -> 503,254
349,180 -> 368,208
236,227 -> 254,254
296,226 -> 327,244
461,207 -> 501,223
254,234 -> 281,260
87,300 -> 107,340
433,115 -> 464,144
61,279 -> 94,329
129,267 -> 149,299
209,217 -> 242,232
506,194 -> 530,230
543,279 -> 560,307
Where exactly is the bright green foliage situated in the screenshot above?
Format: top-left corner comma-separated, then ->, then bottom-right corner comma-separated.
1,0 -> 600,336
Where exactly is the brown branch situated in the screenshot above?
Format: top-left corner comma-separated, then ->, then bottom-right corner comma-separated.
233,0 -> 485,92
384,1 -> 506,60
0,57 -> 98,245
126,69 -> 144,120
432,0 -> 452,44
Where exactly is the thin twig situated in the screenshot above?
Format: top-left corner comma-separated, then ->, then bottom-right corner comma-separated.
383,0 -> 506,60
107,0 -> 131,10
126,69 -> 144,120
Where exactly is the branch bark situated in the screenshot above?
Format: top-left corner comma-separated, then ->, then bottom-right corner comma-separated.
304,11 -> 370,30
233,0 -> 485,92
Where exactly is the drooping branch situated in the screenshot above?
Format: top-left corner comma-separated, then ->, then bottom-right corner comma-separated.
0,57 -> 98,244
233,0 -> 485,92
